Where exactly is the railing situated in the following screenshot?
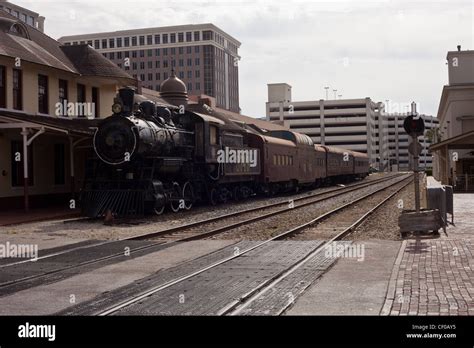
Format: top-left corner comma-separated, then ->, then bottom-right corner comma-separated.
453,174 -> 474,192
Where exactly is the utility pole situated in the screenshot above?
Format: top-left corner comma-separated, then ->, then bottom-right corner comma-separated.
324,86 -> 329,100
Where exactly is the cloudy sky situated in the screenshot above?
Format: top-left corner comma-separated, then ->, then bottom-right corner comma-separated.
15,0 -> 474,117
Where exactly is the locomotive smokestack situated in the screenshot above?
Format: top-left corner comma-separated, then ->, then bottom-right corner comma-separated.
119,87 -> 135,113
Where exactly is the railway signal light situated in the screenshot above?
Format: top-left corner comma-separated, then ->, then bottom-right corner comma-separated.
403,115 -> 425,136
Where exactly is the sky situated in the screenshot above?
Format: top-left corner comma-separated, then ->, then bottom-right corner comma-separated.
14,0 -> 474,117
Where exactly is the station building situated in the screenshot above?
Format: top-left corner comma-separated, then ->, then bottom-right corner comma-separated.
58,24 -> 241,113
0,8 -> 136,211
266,83 -> 389,170
431,46 -> 474,191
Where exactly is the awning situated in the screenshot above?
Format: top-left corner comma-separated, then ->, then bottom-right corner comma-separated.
430,130 -> 474,151
0,109 -> 99,136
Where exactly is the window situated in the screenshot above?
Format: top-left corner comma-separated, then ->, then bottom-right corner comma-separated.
179,71 -> 184,78
178,32 -> 184,42
148,61 -> 152,69
0,65 -> 6,108
187,46 -> 192,54
187,82 -> 192,91
38,75 -> 48,114
171,47 -> 176,55
125,51 -> 130,58
155,48 -> 160,56
139,36 -> 145,45
155,72 -> 160,80
187,58 -> 192,66
170,33 -> 176,43
102,39 -> 107,49
109,38 -> 115,48
147,49 -> 152,57
195,58 -> 200,66
12,69 -> 22,110
140,62 -> 145,70
203,30 -> 213,40
163,48 -> 168,55
117,38 -> 122,47
179,47 -> 184,54
194,31 -> 200,41
162,34 -> 168,44
124,37 -> 130,47
76,83 -> 86,117
140,74 -> 145,81
186,32 -> 192,42
195,46 -> 200,53
196,82 -> 200,90
195,70 -> 200,78
179,59 -> 184,67
139,50 -> 144,57
132,62 -> 137,70
132,50 -> 137,58
148,73 -> 153,81
92,87 -> 99,118
187,71 -> 192,78
210,126 -> 217,145
163,60 -> 168,68
54,144 -> 65,185
58,79 -> 68,116
154,34 -> 160,44
171,60 -> 176,67
147,35 -> 152,45
94,40 -> 100,49
109,52 -> 115,60
117,52 -> 122,59
11,141 -> 34,187
132,36 -> 137,46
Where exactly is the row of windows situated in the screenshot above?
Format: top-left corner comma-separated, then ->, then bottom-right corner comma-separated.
120,58 -> 202,70
0,5 -> 36,27
273,154 -> 294,166
104,46 -> 201,59
65,30 -> 216,49
0,65 -> 100,117
143,82 -> 201,92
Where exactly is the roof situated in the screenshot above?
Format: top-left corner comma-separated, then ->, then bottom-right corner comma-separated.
0,110 -> 98,136
213,107 -> 289,132
430,130 -> 474,151
0,10 -> 135,82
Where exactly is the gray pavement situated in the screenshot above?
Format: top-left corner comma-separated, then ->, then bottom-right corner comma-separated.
287,240 -> 401,315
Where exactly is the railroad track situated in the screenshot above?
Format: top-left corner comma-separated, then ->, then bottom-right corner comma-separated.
79,173 -> 413,316
0,173 -> 401,268
0,174 -> 405,297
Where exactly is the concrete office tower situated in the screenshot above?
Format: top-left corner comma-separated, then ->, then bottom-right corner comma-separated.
59,24 -> 241,112
266,83 -> 388,170
0,0 -> 44,32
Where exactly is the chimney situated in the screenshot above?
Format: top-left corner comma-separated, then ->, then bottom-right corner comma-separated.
457,45 -> 461,52
37,16 -> 45,32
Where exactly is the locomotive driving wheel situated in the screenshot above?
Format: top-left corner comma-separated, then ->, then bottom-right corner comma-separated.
182,181 -> 194,210
169,182 -> 182,213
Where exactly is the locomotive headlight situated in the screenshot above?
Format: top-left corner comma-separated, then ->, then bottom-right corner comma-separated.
112,103 -> 123,114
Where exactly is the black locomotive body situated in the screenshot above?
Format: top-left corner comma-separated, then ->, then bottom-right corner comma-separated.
81,87 -> 261,217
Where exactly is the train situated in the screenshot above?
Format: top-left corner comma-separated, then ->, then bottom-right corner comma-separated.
81,85 -> 369,218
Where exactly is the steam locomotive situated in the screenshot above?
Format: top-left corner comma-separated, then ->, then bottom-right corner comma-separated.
81,86 -> 369,218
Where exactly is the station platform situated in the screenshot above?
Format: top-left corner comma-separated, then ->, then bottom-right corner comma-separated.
0,208 -> 80,227
289,190 -> 474,316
